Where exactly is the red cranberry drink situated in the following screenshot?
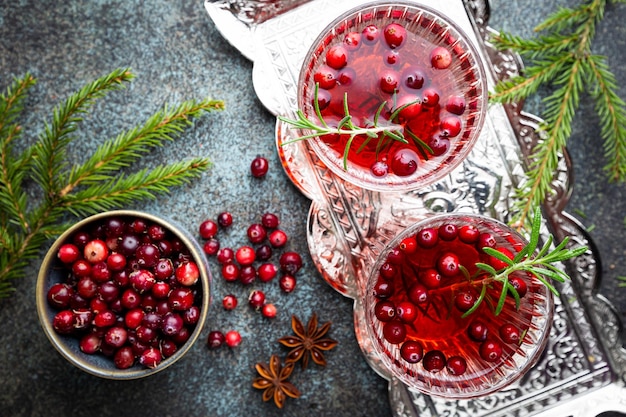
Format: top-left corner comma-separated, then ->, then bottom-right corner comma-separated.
366,214 -> 553,398
295,2 -> 487,191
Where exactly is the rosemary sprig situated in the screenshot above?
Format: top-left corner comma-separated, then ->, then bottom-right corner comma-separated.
490,0 -> 626,227
0,68 -> 224,298
278,83 -> 430,169
462,210 -> 588,317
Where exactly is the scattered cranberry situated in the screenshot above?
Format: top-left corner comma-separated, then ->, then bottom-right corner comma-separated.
203,239 -> 220,256
224,330 -> 242,348
268,229 -> 288,248
279,274 -> 297,293
248,290 -> 266,310
235,246 -> 256,266
279,251 -> 302,275
423,350 -> 446,372
217,212 -> 233,228
257,263 -> 277,283
217,247 -> 235,264
199,219 -> 219,239
221,263 -> 240,282
260,212 -> 280,229
255,244 -> 273,261
261,303 -> 277,319
247,223 -> 267,244
222,294 -> 238,311
207,330 -> 225,349
250,156 -> 269,178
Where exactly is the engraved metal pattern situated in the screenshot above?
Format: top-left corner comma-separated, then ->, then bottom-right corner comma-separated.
205,0 -> 626,415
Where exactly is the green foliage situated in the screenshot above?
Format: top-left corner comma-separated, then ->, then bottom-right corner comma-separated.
0,68 -> 224,298
490,0 -> 626,227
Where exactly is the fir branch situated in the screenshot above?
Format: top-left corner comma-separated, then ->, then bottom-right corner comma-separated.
0,69 -> 224,298
490,0 -> 626,227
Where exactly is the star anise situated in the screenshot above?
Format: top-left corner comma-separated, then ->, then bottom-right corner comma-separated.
278,313 -> 338,369
252,354 -> 301,409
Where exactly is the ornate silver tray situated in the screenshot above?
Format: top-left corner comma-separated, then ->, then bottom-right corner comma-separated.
204,0 -> 626,415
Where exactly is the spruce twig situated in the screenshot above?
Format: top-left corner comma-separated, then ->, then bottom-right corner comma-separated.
490,0 -> 626,227
0,68 -> 224,298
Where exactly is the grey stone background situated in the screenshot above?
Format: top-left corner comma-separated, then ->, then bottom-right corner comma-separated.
0,1 -> 624,416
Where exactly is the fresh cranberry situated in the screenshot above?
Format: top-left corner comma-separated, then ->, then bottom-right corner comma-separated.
407,283 -> 429,304
171,326 -> 191,345
374,300 -> 396,322
130,269 -> 156,293
428,135 -> 450,156
508,275 -> 528,297
248,290 -> 266,310
279,274 -> 297,293
382,320 -> 406,344
383,23 -> 406,49
224,330 -> 242,348
235,246 -> 255,266
119,234 -> 140,256
379,70 -> 399,94
379,262 -> 397,280
420,268 -> 443,289
202,239 -> 220,256
255,244 -> 273,261
76,277 -> 98,299
83,239 -> 109,264
247,223 -> 267,244
398,236 -> 417,254
182,306 -> 200,325
261,212 -> 280,229
261,303 -> 277,319
362,25 -> 380,44
72,259 -> 92,278
459,225 -> 480,243
207,330 -> 225,349
222,294 -> 238,310
250,156 -> 269,178
160,339 -> 178,358
438,223 -> 458,241
72,231 -> 91,248
151,281 -> 171,299
93,310 -> 116,328
440,116 -> 462,137
53,310 -> 76,334
90,297 -> 108,314
239,265 -> 257,285
445,95 -> 466,115
422,87 -> 440,107
499,323 -> 521,344
437,252 -> 460,277
372,279 -> 393,299
400,340 -> 424,363
73,309 -> 93,331
168,287 -> 194,311
120,288 -> 141,309
104,326 -> 128,348
279,251 -> 302,274
198,219 -> 218,239
396,95 -> 422,121
217,212 -> 233,228
154,258 -> 174,281
139,347 -> 162,368
98,281 -> 119,303
423,350 -> 446,372
125,308 -> 144,329
390,148 -> 418,176
478,232 -> 497,249
57,243 -> 80,264
258,263 -> 278,282
217,247 -> 235,264
325,45 -> 348,69
313,65 -> 337,90
268,230 -> 288,248
416,227 -> 438,248
161,312 -> 184,336
221,263 -> 240,282
446,356 -> 467,375
395,301 -> 418,323
480,340 -> 503,362
338,67 -> 356,86
370,161 -> 389,177
106,252 -> 127,271
488,247 -> 514,270
386,248 -> 405,264
430,46 -> 452,69
142,311 -> 162,330
79,333 -> 102,354
344,31 -> 361,49
403,66 -> 425,89
454,291 -> 477,312
175,261 -> 199,286
47,283 -> 74,309
147,224 -> 166,241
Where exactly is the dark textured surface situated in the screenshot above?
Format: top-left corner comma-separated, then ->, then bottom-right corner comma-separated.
0,1 -> 625,416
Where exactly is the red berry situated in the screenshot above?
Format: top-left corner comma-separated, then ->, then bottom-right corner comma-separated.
125,308 -> 144,329
83,239 -> 109,264
445,96 -> 466,115
261,303 -> 277,319
508,275 -> 528,297
398,236 -> 417,254
130,269 -> 156,293
420,268 -> 443,289
459,225 -> 480,243
217,212 -> 233,228
57,243 -> 80,264
344,31 -> 361,50
47,283 -> 74,309
379,70 -> 399,94
446,356 -> 467,375
382,320 -> 406,344
379,262 -> 397,279
175,261 -> 200,286
438,223 -> 458,241
104,326 -> 128,348
113,347 -> 135,369
440,116 -> 462,137
383,23 -> 406,49
422,87 -> 440,107
257,263 -> 278,282
268,229 -> 288,248
480,340 -> 503,362
400,340 -> 424,363
437,252 -> 460,277
488,247 -> 514,270
362,25 -> 380,44
396,95 -> 422,121
199,219 -> 218,239
239,265 -> 257,285
93,310 -> 116,328
79,333 -> 102,354
168,287 -> 194,311
139,347 -> 162,368
161,312 -> 184,336
203,238 -> 220,256
248,290 -> 265,309
279,251 -> 302,274
106,252 -> 127,271
313,65 -> 337,90
235,245 -> 256,266
370,161 -> 389,177
374,300 -> 396,322
250,156 -> 269,178
261,212 -> 280,229
207,330 -> 225,349
255,244 -> 273,261
430,46 -> 452,69
373,278 -> 393,299
395,301 -> 418,323
221,263 -> 240,282
217,247 -> 235,264
325,45 -> 348,69
416,227 -> 439,248
225,330 -> 242,348
454,291 -> 477,312
478,232 -> 497,249
222,294 -> 238,310
279,274 -> 297,293
247,223 -> 267,244
52,310 -> 75,334
403,66 -> 425,89
428,135 -> 450,156
390,148 -> 418,176
407,283 -> 429,304
423,350 -> 446,372
499,323 -> 521,344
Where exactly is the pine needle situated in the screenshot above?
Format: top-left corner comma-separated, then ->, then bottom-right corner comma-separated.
0,69 -> 224,298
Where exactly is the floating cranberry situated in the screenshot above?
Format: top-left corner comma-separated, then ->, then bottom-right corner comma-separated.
396,95 -> 422,121
373,278 -> 393,299
279,274 -> 297,293
499,323 -> 521,344
370,161 -> 389,177
374,300 -> 396,322
385,50 -> 400,65
344,31 -> 361,49
313,65 -> 337,90
386,248 -> 405,264
422,87 -> 440,107
446,356 -> 467,375
325,45 -> 348,69
428,135 -> 450,156
395,301 -> 418,323
508,275 -> 528,298
379,262 -> 397,280
225,330 -> 242,348
437,252 -> 460,277
390,148 -> 418,176
488,247 -> 514,270
478,232 -> 497,249
440,116 -> 462,137
458,225 -> 480,243
420,268 -> 443,289
207,330 -> 225,349
400,340 -> 424,363
407,283 -> 429,304
423,350 -> 446,372
198,219 -> 218,239
430,46 -> 452,69
379,70 -> 399,94
250,156 -> 269,178
445,95 -> 466,115
399,236 -> 417,254
454,291 -> 477,312
403,66 -> 426,89
362,25 -> 380,44
383,23 -> 407,49
480,340 -> 503,362
416,227 -> 438,248
438,223 -> 458,241
382,320 -> 406,344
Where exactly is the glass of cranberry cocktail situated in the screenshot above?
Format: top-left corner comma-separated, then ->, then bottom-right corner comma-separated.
364,213 -> 554,398
293,1 -> 488,192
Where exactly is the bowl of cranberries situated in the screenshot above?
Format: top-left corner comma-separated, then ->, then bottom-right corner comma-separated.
364,213 -> 554,398
292,1 -> 487,192
36,210 -> 211,379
